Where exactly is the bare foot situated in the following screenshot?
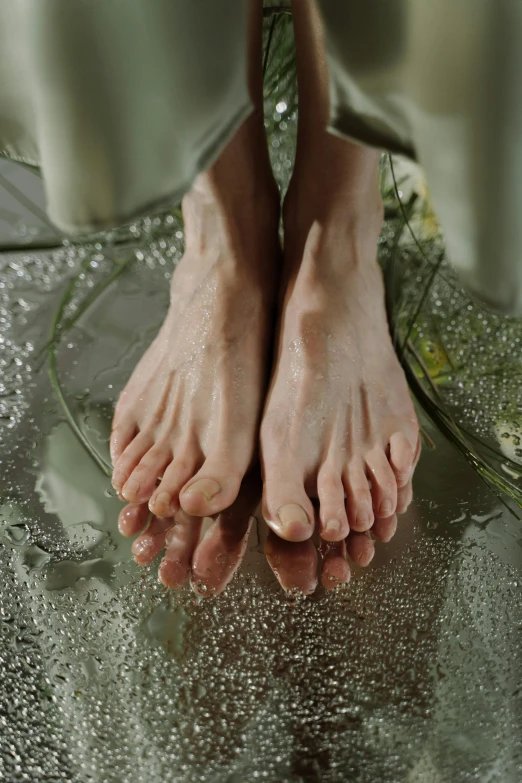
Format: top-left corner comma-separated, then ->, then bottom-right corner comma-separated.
110,122 -> 280,519
260,164 -> 420,544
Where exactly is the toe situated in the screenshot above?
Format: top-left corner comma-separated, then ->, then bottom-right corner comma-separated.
320,539 -> 351,590
121,446 -> 172,504
346,530 -> 375,567
372,513 -> 398,543
262,459 -> 315,542
396,480 -> 413,514
180,457 -> 244,517
132,516 -> 173,565
365,447 -> 397,520
110,422 -> 137,465
265,533 -> 318,595
158,511 -> 203,589
343,460 -> 374,532
317,466 -> 350,542
263,496 -> 315,542
388,432 -> 415,488
149,455 -> 199,517
112,432 -> 153,492
118,503 -> 150,537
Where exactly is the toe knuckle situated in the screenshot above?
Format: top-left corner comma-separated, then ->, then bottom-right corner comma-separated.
354,488 -> 371,505
383,484 -> 397,501
227,466 -> 244,483
114,460 -> 130,477
146,447 -> 168,464
395,469 -> 410,486
318,469 -> 339,493
171,458 -> 191,476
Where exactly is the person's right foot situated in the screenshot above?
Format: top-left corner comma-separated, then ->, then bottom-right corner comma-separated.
110,120 -> 280,520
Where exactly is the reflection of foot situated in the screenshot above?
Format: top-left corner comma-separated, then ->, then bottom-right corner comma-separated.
264,530 -> 374,594
260,161 -> 420,544
110,121 -> 280,519
118,472 -> 259,595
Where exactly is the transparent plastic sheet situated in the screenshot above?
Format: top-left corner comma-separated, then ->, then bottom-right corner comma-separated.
0,13 -> 521,783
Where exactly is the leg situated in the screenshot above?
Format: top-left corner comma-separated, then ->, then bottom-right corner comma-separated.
110,0 -> 280,520
260,0 -> 419,545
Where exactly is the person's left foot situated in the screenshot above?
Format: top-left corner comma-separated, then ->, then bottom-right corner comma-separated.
260,168 -> 420,545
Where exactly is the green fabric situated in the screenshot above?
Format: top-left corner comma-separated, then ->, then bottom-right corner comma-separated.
1,0 -> 521,314
319,0 -> 522,316
0,0 -> 252,233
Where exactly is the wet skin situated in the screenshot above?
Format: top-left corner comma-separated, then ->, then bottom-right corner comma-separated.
118,466 -> 418,597
110,162 -> 420,556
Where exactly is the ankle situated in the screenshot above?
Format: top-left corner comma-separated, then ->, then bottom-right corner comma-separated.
200,113 -> 278,203
182,120 -> 280,252
284,135 -> 382,226
282,157 -> 384,287
283,173 -> 384,259
182,167 -> 280,259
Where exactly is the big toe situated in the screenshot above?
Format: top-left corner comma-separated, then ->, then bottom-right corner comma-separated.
191,515 -> 253,597
262,450 -> 315,541
179,455 -> 246,517
276,503 -> 314,541
262,466 -> 315,541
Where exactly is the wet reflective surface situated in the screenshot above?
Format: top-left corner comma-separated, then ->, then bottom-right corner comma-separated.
1,15 -> 521,783
0,176 -> 520,782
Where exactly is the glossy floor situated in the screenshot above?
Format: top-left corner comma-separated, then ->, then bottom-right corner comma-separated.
0,173 -> 520,781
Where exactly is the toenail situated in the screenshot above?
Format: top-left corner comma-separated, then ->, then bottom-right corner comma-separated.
380,500 -> 394,518
278,504 -> 311,532
324,518 -> 341,535
151,492 -> 174,514
182,479 -> 221,502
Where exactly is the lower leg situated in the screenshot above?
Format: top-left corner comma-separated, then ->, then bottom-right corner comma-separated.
185,0 -> 277,227
287,0 -> 382,239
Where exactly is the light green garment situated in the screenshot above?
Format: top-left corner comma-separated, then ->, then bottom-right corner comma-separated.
318,0 -> 522,315
1,1 -> 521,315
0,0 -> 252,233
